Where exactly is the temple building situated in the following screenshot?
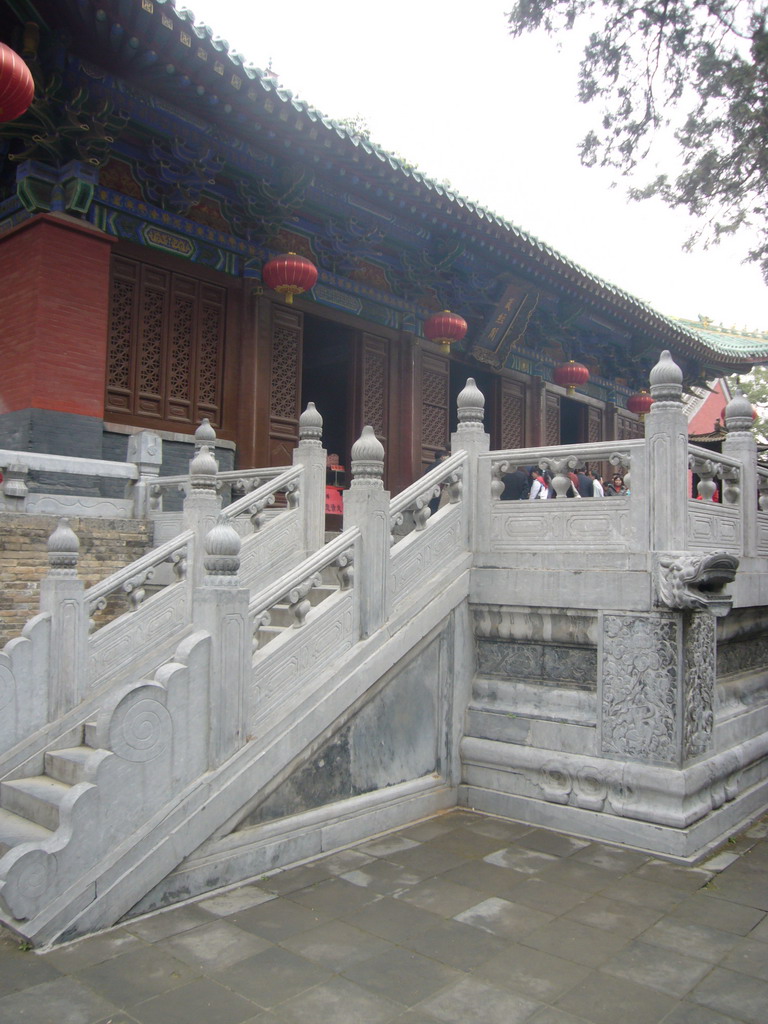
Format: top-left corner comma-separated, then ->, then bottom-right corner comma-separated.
3,0 -> 768,949
2,0 -> 767,487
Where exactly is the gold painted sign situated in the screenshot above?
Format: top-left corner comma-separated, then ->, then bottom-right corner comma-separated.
472,281 -> 539,368
144,226 -> 194,257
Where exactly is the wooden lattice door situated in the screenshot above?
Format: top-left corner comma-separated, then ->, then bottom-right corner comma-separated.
106,256 -> 226,430
498,378 -> 526,449
268,305 -> 303,465
420,353 -> 450,467
545,392 -> 560,445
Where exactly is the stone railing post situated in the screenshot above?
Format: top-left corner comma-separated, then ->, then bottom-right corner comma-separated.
342,426 -> 390,638
645,350 -> 689,552
599,351 -> 738,774
193,516 -> 250,769
126,430 -> 162,518
1,464 -> 29,512
292,402 -> 327,554
194,417 -> 217,453
722,389 -> 757,557
451,378 -> 490,552
38,519 -> 88,718
183,445 -> 222,587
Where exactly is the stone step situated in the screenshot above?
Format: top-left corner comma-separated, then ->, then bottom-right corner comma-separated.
265,603 -> 296,628
0,777 -> 72,832
255,625 -> 285,650
0,807 -> 52,857
465,706 -> 598,758
44,746 -> 103,786
471,676 -> 597,725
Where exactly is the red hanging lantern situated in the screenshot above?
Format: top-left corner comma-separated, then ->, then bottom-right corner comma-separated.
627,391 -> 654,420
262,252 -> 318,304
553,360 -> 590,395
0,42 -> 34,123
424,310 -> 467,353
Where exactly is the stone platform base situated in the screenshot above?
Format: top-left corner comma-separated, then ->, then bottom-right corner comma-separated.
127,775 -> 455,918
459,778 -> 768,863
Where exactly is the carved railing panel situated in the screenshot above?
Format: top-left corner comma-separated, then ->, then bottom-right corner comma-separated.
249,528 -> 359,649
390,452 -> 465,543
490,498 -> 635,551
249,591 -> 356,735
391,505 -> 464,604
484,440 -> 645,553
686,502 -> 742,553
238,509 -> 304,589
88,580 -> 191,692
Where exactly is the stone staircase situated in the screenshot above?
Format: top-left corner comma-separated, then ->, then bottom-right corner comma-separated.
0,406 -> 473,947
1,362 -> 768,946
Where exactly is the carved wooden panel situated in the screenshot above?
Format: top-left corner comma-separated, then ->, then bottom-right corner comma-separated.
106,258 -> 137,412
106,255 -> 225,428
588,406 -> 602,444
545,392 -> 560,445
421,353 -> 449,460
617,414 -> 643,440
269,305 -> 302,465
500,379 -> 525,449
361,333 -> 389,448
136,268 -> 166,417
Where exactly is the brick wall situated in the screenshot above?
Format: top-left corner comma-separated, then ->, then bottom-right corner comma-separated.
0,514 -> 153,647
0,214 -> 113,418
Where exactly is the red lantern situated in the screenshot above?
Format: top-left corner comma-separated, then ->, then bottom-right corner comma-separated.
424,310 -> 467,353
0,43 -> 34,123
262,252 -> 318,304
627,391 -> 654,420
553,361 -> 590,395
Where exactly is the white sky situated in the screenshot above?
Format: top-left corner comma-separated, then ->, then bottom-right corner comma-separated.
185,0 -> 766,331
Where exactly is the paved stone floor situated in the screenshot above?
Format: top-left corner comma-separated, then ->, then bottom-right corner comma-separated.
1,809 -> 768,1024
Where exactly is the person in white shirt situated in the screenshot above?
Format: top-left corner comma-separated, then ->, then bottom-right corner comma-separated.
528,468 -> 550,500
589,469 -> 604,497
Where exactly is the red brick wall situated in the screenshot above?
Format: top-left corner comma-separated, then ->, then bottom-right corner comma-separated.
0,214 -> 114,418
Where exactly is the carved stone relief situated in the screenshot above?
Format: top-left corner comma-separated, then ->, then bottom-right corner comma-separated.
476,638 -> 597,690
717,634 -> 768,677
684,612 -> 716,760
601,613 -> 680,764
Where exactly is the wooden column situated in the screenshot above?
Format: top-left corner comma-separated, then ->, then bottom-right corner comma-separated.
529,375 -> 545,447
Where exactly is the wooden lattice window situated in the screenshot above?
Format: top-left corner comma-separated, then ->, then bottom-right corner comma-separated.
588,406 -> 603,443
361,333 -> 389,447
106,256 -> 226,428
545,392 -> 560,445
421,353 -> 449,461
499,379 -> 525,449
617,414 -> 643,440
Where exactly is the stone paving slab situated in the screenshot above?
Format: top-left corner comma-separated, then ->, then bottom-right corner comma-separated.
1,808 -> 767,1024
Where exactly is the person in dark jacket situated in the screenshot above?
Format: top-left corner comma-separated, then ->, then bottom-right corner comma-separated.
501,466 -> 529,500
576,469 -> 594,497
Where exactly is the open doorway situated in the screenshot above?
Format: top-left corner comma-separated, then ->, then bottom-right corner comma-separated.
560,396 -> 588,445
301,312 -> 353,467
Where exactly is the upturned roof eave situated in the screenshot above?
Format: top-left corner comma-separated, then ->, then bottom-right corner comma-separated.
29,0 -> 768,370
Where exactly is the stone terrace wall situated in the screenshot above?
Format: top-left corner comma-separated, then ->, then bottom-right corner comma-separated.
0,514 -> 153,647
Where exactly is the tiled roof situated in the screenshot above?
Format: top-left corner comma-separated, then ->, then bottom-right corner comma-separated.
172,5 -> 768,365
31,0 -> 768,369
671,318 -> 768,362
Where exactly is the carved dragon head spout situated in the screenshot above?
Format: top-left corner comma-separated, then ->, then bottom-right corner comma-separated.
654,551 -> 739,617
